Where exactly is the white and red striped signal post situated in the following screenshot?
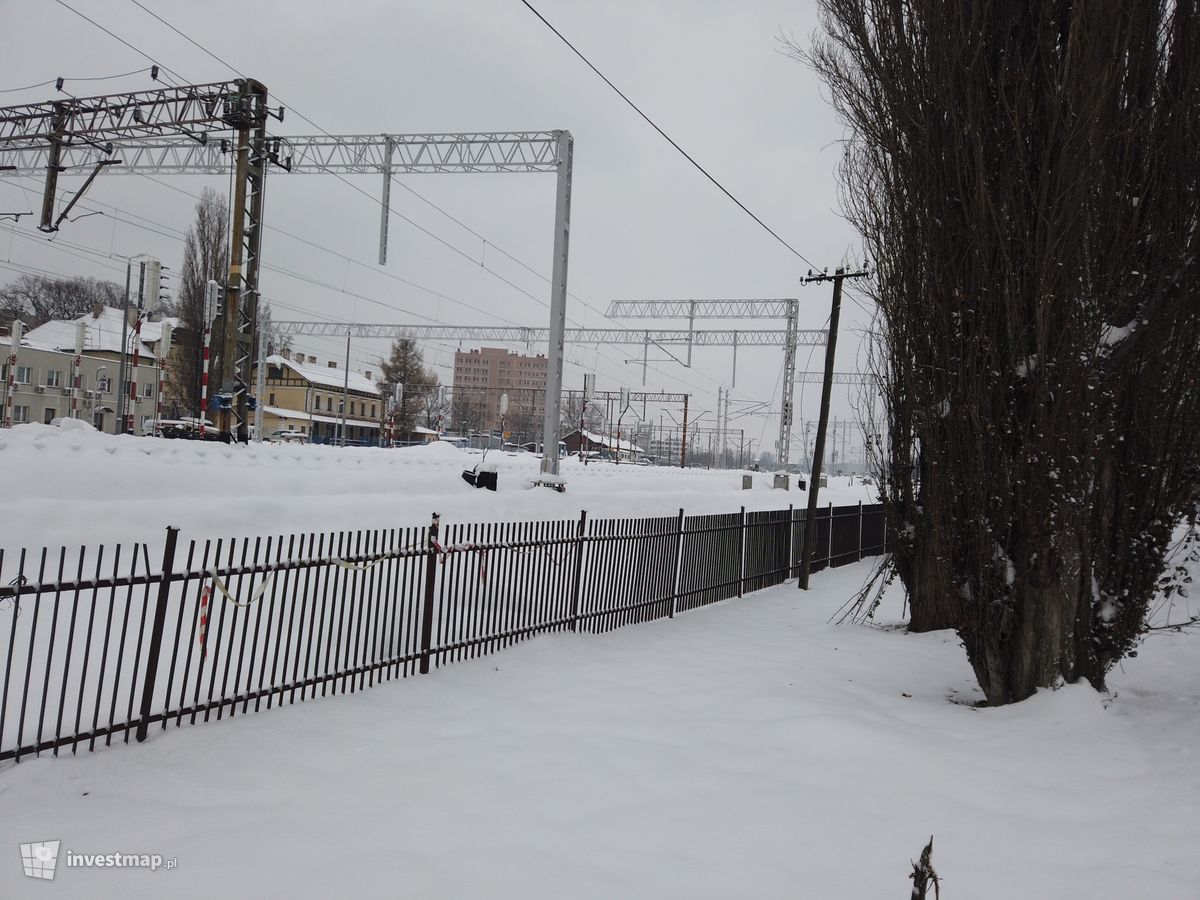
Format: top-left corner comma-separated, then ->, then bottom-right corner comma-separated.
71,321 -> 85,419
127,314 -> 143,435
155,323 -> 172,435
199,280 -> 220,440
386,382 -> 403,448
3,320 -> 21,429
125,257 -> 161,435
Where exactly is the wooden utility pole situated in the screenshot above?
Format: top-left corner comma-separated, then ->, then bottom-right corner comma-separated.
799,265 -> 870,589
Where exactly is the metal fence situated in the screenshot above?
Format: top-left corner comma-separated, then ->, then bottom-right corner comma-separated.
0,502 -> 885,764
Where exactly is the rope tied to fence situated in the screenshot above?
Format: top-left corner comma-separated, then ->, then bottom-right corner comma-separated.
431,538 -> 564,583
197,568 -> 279,658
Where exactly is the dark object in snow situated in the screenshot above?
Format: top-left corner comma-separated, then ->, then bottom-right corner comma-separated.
909,835 -> 940,899
462,468 -> 497,491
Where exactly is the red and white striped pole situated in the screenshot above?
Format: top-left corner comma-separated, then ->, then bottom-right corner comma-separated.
199,325 -> 211,439
155,323 -> 171,436
127,314 -> 143,435
3,320 -> 21,429
71,320 -> 84,419
199,280 -> 219,440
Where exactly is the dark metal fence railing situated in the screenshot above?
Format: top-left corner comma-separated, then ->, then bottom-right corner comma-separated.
0,502 -> 885,764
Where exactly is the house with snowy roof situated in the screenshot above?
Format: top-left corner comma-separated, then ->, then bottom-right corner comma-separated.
4,305 -> 179,434
562,428 -> 644,461
254,352 -> 382,445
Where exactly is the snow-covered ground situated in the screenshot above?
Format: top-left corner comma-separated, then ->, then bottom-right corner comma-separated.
1,423 -> 1197,898
0,422 -> 876,554
0,563 -> 1196,898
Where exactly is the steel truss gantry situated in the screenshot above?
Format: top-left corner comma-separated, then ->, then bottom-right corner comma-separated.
0,125 -> 575,476
270,321 -> 822,346
604,298 -> 807,472
795,372 -> 872,385
0,78 -> 288,440
0,131 -> 563,176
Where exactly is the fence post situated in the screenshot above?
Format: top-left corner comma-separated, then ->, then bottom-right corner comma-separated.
569,510 -> 587,632
136,526 -> 179,743
787,503 -> 794,578
670,508 -> 684,618
738,505 -> 747,598
857,501 -> 863,562
418,513 -> 440,675
827,502 -> 834,568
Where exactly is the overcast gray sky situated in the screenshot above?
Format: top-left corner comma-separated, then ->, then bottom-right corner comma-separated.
1,0 -> 877,462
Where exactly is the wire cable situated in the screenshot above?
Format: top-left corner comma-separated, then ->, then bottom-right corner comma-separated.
118,0 -> 748,407
39,1 -> 743,414
518,0 -> 819,271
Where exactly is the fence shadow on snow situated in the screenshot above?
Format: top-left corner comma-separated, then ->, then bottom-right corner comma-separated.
0,502 -> 885,764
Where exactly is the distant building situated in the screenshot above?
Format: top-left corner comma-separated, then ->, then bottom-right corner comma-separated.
562,428 -> 643,460
4,306 -> 178,434
254,352 -> 381,445
453,347 -> 547,433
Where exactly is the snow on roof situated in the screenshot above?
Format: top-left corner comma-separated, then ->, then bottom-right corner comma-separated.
267,354 -> 380,396
23,306 -> 179,360
263,405 -> 380,429
572,428 -> 643,453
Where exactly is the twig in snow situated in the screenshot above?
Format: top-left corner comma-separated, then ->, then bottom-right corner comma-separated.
909,835 -> 940,900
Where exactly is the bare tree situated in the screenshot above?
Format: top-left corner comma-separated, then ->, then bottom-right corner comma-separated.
798,1 -> 1200,703
168,187 -> 229,416
449,386 -> 488,434
561,392 -> 606,436
0,274 -> 122,328
504,388 -> 542,445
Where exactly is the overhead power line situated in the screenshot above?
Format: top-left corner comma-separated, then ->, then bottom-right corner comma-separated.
518,0 -> 819,270
35,0 -> 750,412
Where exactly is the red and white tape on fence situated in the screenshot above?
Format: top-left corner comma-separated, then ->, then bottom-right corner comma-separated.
198,583 -> 211,658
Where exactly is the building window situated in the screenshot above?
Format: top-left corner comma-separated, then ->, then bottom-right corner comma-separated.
326,397 -> 332,412
43,408 -> 56,424
370,403 -> 376,418
312,393 -> 321,411
45,370 -> 63,387
13,405 -> 30,423
97,377 -> 110,394
143,383 -> 153,398
269,392 -> 276,406
15,366 -> 32,384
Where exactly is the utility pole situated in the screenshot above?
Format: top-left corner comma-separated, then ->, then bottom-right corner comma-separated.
339,331 -> 351,447
716,386 -> 724,469
680,394 -> 689,468
799,264 -> 870,590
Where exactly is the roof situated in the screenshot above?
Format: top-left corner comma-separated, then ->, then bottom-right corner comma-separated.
23,306 -> 179,361
567,428 -> 644,453
266,354 -> 380,396
263,405 -> 380,429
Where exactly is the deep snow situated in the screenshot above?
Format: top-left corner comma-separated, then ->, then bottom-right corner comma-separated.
1,424 -> 1196,898
0,423 -> 876,554
0,564 -> 1196,898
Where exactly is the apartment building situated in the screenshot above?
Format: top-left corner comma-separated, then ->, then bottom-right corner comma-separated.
452,347 -> 547,433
